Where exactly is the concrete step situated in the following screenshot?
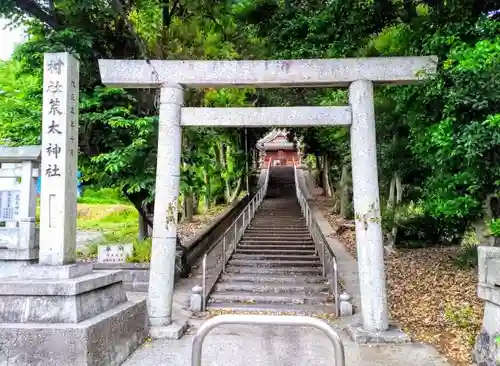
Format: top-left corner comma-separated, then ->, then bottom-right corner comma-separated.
232,254 -> 320,261
237,244 -> 316,252
254,211 -> 302,214
214,281 -> 329,294
235,248 -> 315,255
208,291 -> 330,306
250,222 -> 306,226
243,232 -> 311,237
244,228 -> 309,233
239,240 -> 314,246
225,265 -> 322,276
219,273 -> 326,284
251,218 -> 304,222
252,213 -> 302,215
243,233 -> 311,238
252,214 -> 303,218
248,224 -> 308,229
229,259 -> 321,268
241,235 -> 312,241
206,302 -> 336,315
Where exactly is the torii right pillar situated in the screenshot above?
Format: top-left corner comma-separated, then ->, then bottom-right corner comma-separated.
347,79 -> 409,342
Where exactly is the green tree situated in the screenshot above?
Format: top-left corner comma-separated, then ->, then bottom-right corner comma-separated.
0,0 -> 266,234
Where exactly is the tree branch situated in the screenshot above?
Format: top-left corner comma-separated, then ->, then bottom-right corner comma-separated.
14,0 -> 60,29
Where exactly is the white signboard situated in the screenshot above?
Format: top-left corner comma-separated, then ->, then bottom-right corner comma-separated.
0,190 -> 21,221
97,243 -> 133,264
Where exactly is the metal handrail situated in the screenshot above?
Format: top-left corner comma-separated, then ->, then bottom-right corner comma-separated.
293,160 -> 340,317
201,163 -> 271,310
191,314 -> 346,366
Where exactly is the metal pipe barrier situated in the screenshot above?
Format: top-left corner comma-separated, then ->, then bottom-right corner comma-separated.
293,160 -> 340,317
191,314 -> 346,366
201,162 -> 271,310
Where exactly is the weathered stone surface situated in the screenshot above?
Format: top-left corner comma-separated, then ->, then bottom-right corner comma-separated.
339,292 -> 353,317
0,297 -> 147,366
0,227 -> 22,249
148,85 -> 183,327
99,56 -> 437,88
346,321 -> 411,344
181,106 -> 351,127
0,283 -> 126,324
0,262 -> 93,280
474,246 -> 500,365
39,52 -> 80,266
0,270 -> 123,295
149,320 -> 187,340
0,148 -> 40,261
189,285 -> 203,312
0,271 -> 126,323
0,146 -> 41,162
0,247 -> 38,261
474,326 -> 500,366
94,263 -> 150,292
349,79 -> 388,332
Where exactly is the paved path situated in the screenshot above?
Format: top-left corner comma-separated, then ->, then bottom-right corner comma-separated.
76,230 -> 103,249
124,293 -> 450,366
124,317 -> 450,366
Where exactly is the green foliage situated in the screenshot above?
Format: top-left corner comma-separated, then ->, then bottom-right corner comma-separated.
126,239 -> 152,263
77,205 -> 138,240
246,0 -> 500,245
490,219 -> 500,237
454,243 -> 479,269
444,304 -> 478,346
0,59 -> 42,145
409,31 -> 500,227
0,0 -> 267,228
78,187 -> 129,205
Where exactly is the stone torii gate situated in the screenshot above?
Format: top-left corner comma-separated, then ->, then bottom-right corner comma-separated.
98,57 -> 436,338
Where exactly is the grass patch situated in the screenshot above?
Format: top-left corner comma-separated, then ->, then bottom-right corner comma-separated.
75,191 -> 238,262
78,187 -> 129,205
76,204 -> 148,261
127,239 -> 152,263
77,204 -> 138,241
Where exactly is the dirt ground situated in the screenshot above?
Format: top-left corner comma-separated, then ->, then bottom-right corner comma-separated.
312,189 -> 483,366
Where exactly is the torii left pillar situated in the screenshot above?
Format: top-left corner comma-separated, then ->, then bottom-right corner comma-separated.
147,84 -> 188,339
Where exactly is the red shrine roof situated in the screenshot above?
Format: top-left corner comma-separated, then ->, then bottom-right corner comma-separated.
256,129 -> 296,151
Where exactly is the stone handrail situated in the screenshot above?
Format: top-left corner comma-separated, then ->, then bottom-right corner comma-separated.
296,167 -> 361,312
293,163 -> 340,316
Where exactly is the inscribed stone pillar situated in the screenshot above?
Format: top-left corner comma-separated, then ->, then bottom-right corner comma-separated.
148,85 -> 183,326
348,79 -> 389,332
39,52 -> 79,265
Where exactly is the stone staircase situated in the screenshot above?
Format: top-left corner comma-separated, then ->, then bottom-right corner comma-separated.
207,167 -> 335,315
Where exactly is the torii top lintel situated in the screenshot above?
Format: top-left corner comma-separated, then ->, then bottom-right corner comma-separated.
98,56 -> 437,89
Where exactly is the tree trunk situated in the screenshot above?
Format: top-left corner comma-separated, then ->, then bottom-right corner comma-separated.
218,142 -> 233,202
184,191 -> 194,222
339,165 -> 350,218
138,212 -> 150,241
385,173 -> 403,252
229,177 -> 243,204
322,156 -> 333,197
203,170 -> 212,210
193,193 -> 199,214
315,155 -> 322,187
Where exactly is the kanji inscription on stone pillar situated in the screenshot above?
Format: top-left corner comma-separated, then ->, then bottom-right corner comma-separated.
39,52 -> 79,265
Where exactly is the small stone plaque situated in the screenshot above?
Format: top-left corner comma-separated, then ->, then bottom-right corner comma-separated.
97,243 -> 133,263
